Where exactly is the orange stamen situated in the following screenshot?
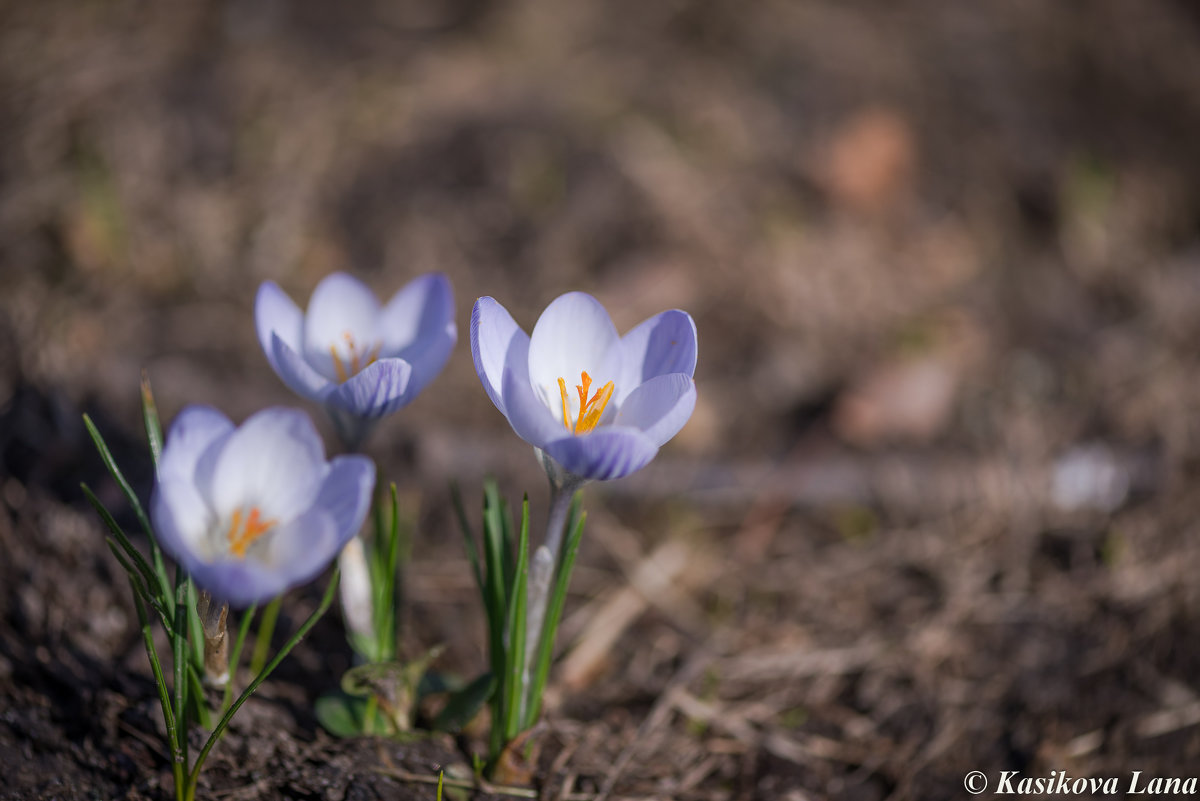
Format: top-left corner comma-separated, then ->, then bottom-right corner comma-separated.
557,370 -> 615,435
226,506 -> 276,558
329,331 -> 382,384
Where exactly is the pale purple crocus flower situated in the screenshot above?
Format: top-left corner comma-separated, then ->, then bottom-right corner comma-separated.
150,405 -> 375,607
255,272 -> 456,450
471,291 -> 696,701
471,291 -> 697,484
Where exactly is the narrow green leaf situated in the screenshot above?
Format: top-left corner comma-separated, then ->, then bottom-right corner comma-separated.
83,414 -> 154,541
450,482 -> 484,595
84,483 -> 162,598
140,370 -> 164,466
186,580 -> 205,673
222,603 -> 257,714
502,497 -> 530,741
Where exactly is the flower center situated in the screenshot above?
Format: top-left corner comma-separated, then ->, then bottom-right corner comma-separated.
329,331 -> 382,383
226,506 -> 277,559
557,371 -> 614,435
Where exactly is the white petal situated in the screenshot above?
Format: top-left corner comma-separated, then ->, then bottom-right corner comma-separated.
470,296 -> 526,416
527,292 -> 622,425
614,373 -> 696,447
617,309 -> 697,403
302,272 -> 382,383
204,407 -> 329,521
255,282 -> 305,373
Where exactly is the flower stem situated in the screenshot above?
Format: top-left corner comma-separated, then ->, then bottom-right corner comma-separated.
185,571 -> 340,801
249,597 -> 282,676
519,477 -> 583,721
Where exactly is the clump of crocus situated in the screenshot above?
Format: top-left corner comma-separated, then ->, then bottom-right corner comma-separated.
256,271 -> 455,668
85,383 -> 367,801
255,271 -> 456,451
151,405 -> 374,607
465,290 -> 697,772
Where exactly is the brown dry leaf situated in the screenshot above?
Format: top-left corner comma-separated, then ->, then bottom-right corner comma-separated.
823,106 -> 916,215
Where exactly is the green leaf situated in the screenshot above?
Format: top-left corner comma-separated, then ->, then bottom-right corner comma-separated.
84,483 -> 163,601
450,482 -> 484,596
501,497 -> 530,741
315,690 -> 395,737
434,672 -> 495,733
82,414 -> 154,541
140,370 -> 164,467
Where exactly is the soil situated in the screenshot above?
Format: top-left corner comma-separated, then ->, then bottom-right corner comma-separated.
5,0 -> 1200,798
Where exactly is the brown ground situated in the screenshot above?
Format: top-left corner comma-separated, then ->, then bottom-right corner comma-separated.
5,0 -> 1200,798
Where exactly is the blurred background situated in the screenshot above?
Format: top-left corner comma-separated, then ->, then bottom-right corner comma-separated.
4,0 -> 1200,798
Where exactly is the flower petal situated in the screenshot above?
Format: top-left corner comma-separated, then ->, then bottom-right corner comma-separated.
255,281 -> 305,376
271,333 -> 334,402
500,332 -> 565,448
157,405 -> 234,485
184,508 -> 339,607
313,455 -> 375,541
471,296 -> 526,417
380,273 -> 457,396
152,475 -> 215,563
527,292 -> 622,423
325,358 -> 414,418
542,426 -> 659,481
615,373 -> 696,447
617,310 -> 697,403
302,272 -> 382,382
204,407 -> 328,521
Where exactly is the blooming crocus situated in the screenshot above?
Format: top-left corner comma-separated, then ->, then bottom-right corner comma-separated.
471,291 -> 697,482
256,272 -> 456,450
150,405 -> 375,607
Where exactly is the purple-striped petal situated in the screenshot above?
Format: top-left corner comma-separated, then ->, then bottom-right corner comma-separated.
314,455 -> 375,542
615,373 -> 696,447
271,333 -> 334,402
380,274 -> 457,397
471,296 -> 525,417
617,310 -> 697,404
541,426 -> 659,481
255,282 -> 305,377
302,273 -> 382,383
151,475 -> 215,563
325,358 -> 414,418
528,293 -> 622,425
500,334 -> 564,448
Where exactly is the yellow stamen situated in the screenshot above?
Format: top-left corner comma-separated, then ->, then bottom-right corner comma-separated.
226,506 -> 276,559
329,331 -> 382,383
557,370 -> 615,435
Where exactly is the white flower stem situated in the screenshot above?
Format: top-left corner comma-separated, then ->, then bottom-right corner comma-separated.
520,474 -> 583,721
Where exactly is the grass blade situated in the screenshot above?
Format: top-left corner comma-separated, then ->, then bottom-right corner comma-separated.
451,482 -> 484,595
502,496 -> 530,741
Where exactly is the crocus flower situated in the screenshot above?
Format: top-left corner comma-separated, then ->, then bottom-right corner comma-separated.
255,272 -> 456,449
150,405 -> 375,607
471,291 -> 697,481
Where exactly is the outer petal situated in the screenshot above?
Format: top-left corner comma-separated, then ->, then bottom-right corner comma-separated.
272,333 -> 334,402
204,407 -> 328,521
500,333 -> 565,449
617,310 -> 697,403
470,296 -> 525,416
614,373 -> 696,447
542,426 -> 660,481
255,282 -> 305,376
313,455 -> 375,542
184,508 -> 339,607
380,273 -> 457,397
302,273 -> 382,382
527,292 -> 622,424
157,405 -> 234,485
325,358 -> 414,418
152,475 -> 216,563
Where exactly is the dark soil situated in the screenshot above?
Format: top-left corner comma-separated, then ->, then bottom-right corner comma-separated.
5,0 -> 1200,798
